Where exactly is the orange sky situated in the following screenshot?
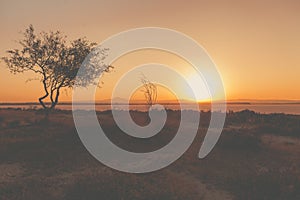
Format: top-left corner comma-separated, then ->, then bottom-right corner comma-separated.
0,0 -> 299,102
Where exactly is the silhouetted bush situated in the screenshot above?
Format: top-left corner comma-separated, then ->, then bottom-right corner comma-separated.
7,120 -> 21,128
0,116 -> 4,124
218,130 -> 262,152
227,171 -> 300,200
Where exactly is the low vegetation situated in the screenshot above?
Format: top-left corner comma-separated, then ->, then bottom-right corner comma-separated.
0,108 -> 299,200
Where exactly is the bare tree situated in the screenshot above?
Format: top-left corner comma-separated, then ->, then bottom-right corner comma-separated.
2,25 -> 112,110
140,73 -> 157,108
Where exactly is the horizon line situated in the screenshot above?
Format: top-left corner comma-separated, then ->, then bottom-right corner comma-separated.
1,98 -> 300,105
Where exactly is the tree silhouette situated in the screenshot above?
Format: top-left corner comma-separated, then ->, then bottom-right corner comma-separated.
2,25 -> 112,110
140,73 -> 157,108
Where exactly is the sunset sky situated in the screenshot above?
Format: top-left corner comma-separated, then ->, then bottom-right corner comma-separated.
0,0 -> 299,102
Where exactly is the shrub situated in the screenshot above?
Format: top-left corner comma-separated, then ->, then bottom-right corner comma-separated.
218,130 -> 262,152
8,120 -> 21,128
0,116 -> 4,124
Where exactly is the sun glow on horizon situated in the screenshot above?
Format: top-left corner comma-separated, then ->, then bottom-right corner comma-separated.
1,0 -> 300,102
185,72 -> 212,102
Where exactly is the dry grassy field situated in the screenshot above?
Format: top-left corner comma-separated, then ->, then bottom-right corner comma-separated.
0,108 -> 300,200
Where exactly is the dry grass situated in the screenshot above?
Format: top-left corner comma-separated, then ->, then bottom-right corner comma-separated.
0,109 -> 300,199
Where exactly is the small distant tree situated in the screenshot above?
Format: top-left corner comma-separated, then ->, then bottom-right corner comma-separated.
140,73 -> 157,108
2,25 -> 112,111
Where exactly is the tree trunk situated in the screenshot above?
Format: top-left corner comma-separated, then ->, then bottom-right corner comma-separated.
50,88 -> 60,110
39,76 -> 49,110
39,92 -> 49,109
39,77 -> 51,121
